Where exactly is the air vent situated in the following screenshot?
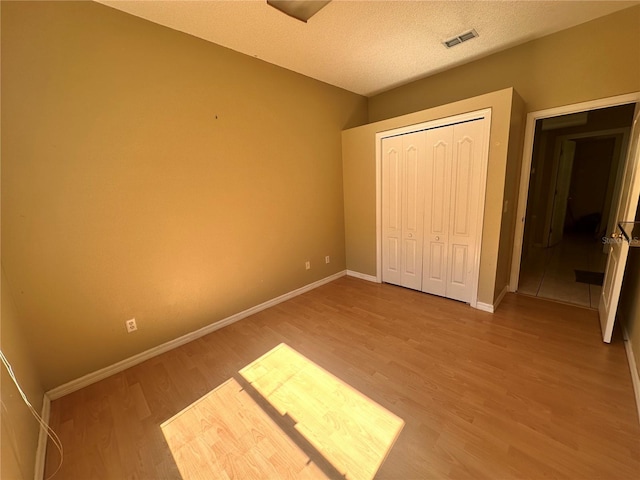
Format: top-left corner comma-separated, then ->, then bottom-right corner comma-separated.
443,29 -> 479,48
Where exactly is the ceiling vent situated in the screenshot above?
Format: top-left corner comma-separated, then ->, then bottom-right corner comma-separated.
443,29 -> 479,48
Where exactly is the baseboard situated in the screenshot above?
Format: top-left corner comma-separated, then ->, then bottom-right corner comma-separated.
47,270 -> 347,400
346,270 -> 379,283
476,285 -> 509,313
33,394 -> 51,480
475,302 -> 494,313
622,325 -> 640,423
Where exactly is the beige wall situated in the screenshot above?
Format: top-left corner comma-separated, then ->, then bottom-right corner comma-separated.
494,91 -> 526,301
1,268 -> 45,480
342,88 -> 518,306
369,5 -> 640,122
1,1 -> 367,390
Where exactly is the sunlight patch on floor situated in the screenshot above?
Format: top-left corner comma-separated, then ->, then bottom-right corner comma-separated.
161,343 -> 404,480
240,343 -> 405,480
161,376 -> 328,479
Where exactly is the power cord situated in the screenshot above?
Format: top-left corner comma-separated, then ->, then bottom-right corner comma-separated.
0,349 -> 63,479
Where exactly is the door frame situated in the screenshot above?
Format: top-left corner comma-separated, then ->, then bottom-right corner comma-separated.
509,93 -> 640,292
375,108 -> 492,309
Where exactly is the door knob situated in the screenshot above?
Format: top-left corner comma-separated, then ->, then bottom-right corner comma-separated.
435,236 -> 440,241
408,233 -> 413,238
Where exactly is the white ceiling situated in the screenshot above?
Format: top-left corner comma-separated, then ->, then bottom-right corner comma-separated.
97,0 -> 638,96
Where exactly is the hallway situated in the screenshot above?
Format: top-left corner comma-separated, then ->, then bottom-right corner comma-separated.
518,232 -> 608,308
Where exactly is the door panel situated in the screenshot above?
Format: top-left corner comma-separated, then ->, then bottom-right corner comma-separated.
599,105 -> 640,343
446,120 -> 486,303
430,143 -> 448,235
382,132 -> 426,290
387,238 -> 400,272
401,134 -> 426,290
382,136 -> 403,286
388,148 -> 401,230
450,244 -> 468,285
403,239 -> 419,274
423,129 -> 453,296
452,137 -> 473,236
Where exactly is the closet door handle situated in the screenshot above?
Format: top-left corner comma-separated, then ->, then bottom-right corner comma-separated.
435,236 -> 440,241
408,233 -> 414,238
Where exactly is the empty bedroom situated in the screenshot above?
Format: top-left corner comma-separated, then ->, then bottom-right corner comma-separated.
2,1 -> 640,479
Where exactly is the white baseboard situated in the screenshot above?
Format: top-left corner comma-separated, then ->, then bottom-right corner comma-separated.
475,302 -> 494,313
476,285 -> 509,313
33,394 -> 51,480
622,325 -> 640,423
47,270 -> 346,400
346,270 -> 379,283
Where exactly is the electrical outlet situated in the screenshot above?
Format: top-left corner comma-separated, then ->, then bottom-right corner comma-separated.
305,261 -> 311,270
325,255 -> 330,264
126,318 -> 137,333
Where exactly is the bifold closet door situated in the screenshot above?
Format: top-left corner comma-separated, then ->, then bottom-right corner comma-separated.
381,132 -> 426,290
423,119 -> 486,303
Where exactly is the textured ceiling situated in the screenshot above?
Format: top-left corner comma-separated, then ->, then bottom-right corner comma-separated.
97,0 -> 638,96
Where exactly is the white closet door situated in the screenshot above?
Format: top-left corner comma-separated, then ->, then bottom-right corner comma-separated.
382,136 -> 403,286
446,120 -> 486,302
401,133 -> 426,290
422,127 -> 453,296
382,132 -> 426,290
383,114 -> 488,302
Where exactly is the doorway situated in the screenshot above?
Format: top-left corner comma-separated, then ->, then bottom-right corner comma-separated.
515,103 -> 635,308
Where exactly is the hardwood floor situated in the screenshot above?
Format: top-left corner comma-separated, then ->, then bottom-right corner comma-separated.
44,277 -> 640,479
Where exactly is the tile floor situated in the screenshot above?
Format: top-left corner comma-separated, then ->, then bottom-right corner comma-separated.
518,232 -> 608,308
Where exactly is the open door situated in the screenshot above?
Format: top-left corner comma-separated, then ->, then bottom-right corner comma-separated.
599,105 -> 640,343
548,140 -> 576,247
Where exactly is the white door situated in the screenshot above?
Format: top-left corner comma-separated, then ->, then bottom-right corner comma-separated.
548,140 -> 576,247
381,132 -> 426,290
599,106 -> 640,343
446,120 -> 486,302
401,133 -> 426,290
382,135 -> 403,286
422,119 -> 487,303
422,127 -> 453,296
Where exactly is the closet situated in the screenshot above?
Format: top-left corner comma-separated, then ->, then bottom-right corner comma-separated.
381,116 -> 488,303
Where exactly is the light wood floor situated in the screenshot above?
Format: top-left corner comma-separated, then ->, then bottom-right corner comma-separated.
44,277 -> 640,479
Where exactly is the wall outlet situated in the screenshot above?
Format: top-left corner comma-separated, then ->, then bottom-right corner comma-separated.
126,318 -> 137,333
305,261 -> 311,270
325,255 -> 330,264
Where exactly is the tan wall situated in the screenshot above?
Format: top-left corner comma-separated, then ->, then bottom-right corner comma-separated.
494,91 -> 526,301
342,88 -> 516,306
1,1 -> 367,390
619,247 -> 640,382
1,268 -> 45,480
369,5 -> 640,123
